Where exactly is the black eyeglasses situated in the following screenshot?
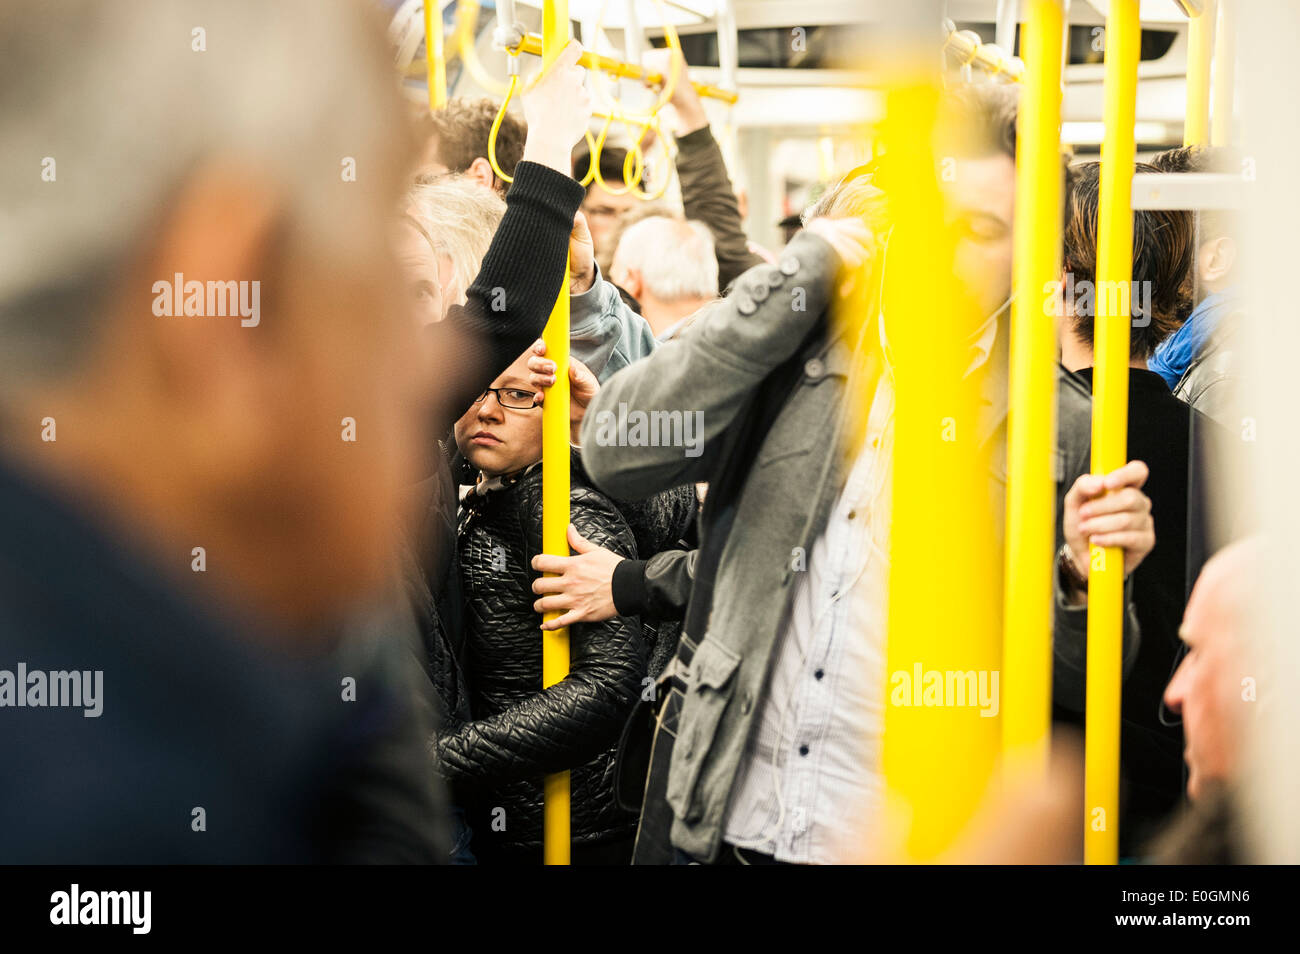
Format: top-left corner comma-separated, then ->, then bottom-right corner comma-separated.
473,387 -> 539,410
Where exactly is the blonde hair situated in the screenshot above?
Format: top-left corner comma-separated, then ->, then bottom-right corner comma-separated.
404,175 -> 506,308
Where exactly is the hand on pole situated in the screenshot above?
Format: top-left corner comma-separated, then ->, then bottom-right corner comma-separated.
520,40 -> 593,176
566,211 -> 596,294
531,524 -> 623,629
526,338 -> 599,442
1063,459 -> 1155,582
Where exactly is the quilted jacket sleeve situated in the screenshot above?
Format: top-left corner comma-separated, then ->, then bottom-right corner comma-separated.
434,484 -> 648,789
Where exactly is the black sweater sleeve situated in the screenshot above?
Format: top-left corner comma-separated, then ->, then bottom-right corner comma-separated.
428,161 -> 584,432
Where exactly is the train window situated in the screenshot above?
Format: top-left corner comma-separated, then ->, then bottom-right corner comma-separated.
653,23 -> 1176,70
952,21 -> 1178,65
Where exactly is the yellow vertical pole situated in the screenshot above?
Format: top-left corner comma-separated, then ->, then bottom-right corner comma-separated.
1210,0 -> 1234,146
881,8 -> 1002,861
1085,0 -> 1139,867
424,0 -> 447,111
1184,1 -> 1215,146
1002,0 -> 1066,780
540,0 -> 572,867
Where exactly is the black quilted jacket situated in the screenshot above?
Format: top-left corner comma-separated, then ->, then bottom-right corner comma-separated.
438,448 -> 693,855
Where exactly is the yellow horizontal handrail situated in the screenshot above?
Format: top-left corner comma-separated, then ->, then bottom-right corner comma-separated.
511,33 -> 738,105
944,27 -> 1025,83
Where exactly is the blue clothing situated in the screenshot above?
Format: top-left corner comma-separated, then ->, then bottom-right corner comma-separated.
1150,288 -> 1240,390
569,264 -> 658,382
0,459 -> 445,862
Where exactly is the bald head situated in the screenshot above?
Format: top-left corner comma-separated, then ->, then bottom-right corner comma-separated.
1164,540 -> 1261,800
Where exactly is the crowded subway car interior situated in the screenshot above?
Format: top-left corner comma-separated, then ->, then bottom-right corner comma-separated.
0,0 -> 1296,925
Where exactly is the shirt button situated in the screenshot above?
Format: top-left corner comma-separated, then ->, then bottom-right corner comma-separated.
814,669 -> 825,681
741,693 -> 753,715
847,509 -> 857,520
799,744 -> 810,757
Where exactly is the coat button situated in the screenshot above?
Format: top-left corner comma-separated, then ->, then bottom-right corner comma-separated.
804,358 -> 825,378
737,293 -> 757,316
751,282 -> 770,303
741,693 -> 753,715
779,254 -> 800,276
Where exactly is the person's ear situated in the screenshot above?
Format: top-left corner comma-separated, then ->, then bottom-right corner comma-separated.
466,156 -> 498,192
1053,268 -> 1071,316
135,162 -> 287,488
1201,236 -> 1236,285
620,267 -> 644,301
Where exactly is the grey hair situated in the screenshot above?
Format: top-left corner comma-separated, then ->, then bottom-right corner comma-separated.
0,0 -> 413,391
612,215 -> 719,302
404,175 -> 506,307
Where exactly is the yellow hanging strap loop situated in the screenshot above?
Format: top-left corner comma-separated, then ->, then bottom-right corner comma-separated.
577,126 -> 599,187
585,0 -> 685,126
578,113 -> 616,189
589,111 -> 638,196
487,64 -> 520,184
628,115 -> 673,201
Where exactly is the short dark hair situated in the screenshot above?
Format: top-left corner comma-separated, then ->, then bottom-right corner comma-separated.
573,143 -> 631,195
1149,144 -> 1236,243
1063,161 -> 1194,359
423,97 -> 526,182
1148,144 -> 1204,174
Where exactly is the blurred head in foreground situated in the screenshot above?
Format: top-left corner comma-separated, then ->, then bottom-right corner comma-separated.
0,0 -> 427,638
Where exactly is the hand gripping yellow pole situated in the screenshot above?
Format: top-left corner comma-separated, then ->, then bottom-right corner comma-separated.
1184,1 -> 1215,145
1001,0 -> 1066,779
1085,0 -> 1139,866
880,9 -> 1002,861
424,0 -> 447,111
540,0 -> 572,868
